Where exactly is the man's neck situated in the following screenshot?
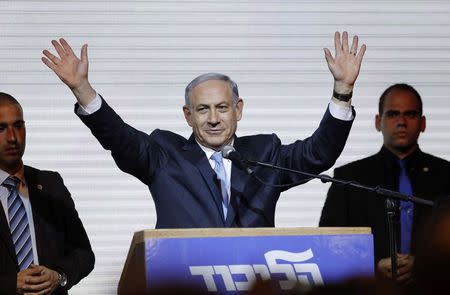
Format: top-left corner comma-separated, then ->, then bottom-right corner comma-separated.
195,139 -> 235,153
384,144 -> 418,160
0,161 -> 24,176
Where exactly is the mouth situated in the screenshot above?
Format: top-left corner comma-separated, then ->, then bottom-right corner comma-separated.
205,129 -> 223,135
394,131 -> 408,137
5,147 -> 21,155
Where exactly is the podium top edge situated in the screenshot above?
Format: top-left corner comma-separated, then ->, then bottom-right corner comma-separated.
133,227 -> 371,240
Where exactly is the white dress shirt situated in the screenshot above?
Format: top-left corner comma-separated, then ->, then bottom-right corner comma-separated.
0,168 -> 40,264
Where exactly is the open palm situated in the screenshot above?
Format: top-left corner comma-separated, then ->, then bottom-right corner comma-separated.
42,38 -> 89,90
324,31 -> 366,91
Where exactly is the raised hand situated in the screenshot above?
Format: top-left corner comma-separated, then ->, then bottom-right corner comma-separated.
42,38 -> 96,106
324,31 -> 366,94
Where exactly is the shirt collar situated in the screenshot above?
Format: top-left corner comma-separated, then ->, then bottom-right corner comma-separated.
196,139 -> 235,160
0,165 -> 26,187
380,145 -> 422,169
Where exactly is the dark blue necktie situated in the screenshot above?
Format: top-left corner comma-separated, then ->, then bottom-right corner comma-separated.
4,176 -> 34,270
398,160 -> 414,254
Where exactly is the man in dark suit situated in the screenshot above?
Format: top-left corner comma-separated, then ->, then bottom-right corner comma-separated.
41,31 -> 366,228
0,93 -> 94,294
319,84 -> 450,283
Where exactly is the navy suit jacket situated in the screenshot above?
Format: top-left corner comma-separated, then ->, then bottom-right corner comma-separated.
0,166 -> 94,295
77,98 -> 354,228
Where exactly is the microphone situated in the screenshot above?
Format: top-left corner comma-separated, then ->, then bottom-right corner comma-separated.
221,145 -> 253,174
221,145 -> 242,163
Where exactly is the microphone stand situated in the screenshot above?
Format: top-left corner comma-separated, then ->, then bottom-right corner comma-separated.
243,159 -> 433,280
244,159 -> 433,206
385,198 -> 398,280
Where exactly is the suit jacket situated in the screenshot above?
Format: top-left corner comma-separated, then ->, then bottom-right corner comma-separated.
77,98 -> 354,228
0,166 -> 95,295
319,146 -> 450,262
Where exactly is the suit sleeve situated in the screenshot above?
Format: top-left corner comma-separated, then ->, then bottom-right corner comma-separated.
75,96 -> 165,185
319,167 -> 350,226
280,106 -> 355,186
0,273 -> 17,295
50,172 -> 95,291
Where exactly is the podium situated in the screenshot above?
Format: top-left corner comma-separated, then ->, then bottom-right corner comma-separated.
118,227 -> 373,294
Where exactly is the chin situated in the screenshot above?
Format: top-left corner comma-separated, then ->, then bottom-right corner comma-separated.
207,143 -> 225,150
205,139 -> 226,148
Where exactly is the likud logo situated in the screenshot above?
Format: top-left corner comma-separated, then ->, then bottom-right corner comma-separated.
189,249 -> 323,292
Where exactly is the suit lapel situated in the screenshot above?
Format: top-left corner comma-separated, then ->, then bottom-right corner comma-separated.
366,151 -> 394,222
225,138 -> 252,227
24,167 -> 46,264
182,135 -> 226,225
0,200 -> 17,265
408,150 -> 433,202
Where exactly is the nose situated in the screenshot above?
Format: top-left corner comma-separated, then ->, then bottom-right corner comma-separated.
208,109 -> 220,125
397,114 -> 407,128
396,114 -> 407,127
6,127 -> 17,142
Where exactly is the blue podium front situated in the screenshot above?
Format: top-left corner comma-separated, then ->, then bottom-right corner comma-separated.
119,228 -> 373,294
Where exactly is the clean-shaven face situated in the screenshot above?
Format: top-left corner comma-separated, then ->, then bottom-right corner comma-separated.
183,79 -> 243,150
376,89 -> 425,156
0,102 -> 26,173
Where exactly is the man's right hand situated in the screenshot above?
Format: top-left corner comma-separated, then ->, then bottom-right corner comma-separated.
17,265 -> 61,295
16,266 -> 44,294
376,254 -> 414,284
42,38 -> 96,107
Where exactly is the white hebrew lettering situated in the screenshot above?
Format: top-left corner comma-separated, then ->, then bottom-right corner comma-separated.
189,266 -> 217,291
189,248 -> 323,292
229,265 -> 256,291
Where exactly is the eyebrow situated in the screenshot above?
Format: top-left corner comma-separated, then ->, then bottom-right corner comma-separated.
384,110 -> 420,116
0,120 -> 25,125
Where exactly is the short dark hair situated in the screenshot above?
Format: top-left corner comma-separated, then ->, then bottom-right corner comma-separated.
0,92 -> 22,109
378,84 -> 422,115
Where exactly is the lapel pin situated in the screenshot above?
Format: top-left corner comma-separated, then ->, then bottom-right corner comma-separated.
37,184 -> 43,190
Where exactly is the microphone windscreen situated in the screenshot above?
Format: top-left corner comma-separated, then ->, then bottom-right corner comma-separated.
221,145 -> 235,159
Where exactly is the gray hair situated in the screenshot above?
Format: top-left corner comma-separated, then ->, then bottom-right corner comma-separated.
184,73 -> 239,107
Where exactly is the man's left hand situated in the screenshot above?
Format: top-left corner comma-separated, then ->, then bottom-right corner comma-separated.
20,264 -> 60,295
324,31 -> 366,94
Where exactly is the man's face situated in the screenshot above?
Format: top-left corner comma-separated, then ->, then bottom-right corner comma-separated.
0,103 -> 26,173
375,89 -> 425,156
183,79 -> 243,151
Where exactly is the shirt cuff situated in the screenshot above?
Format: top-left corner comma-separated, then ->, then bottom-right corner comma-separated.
76,93 -> 102,115
328,98 -> 354,121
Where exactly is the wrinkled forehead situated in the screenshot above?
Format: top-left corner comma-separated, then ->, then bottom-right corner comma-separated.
185,73 -> 239,106
190,80 -> 234,103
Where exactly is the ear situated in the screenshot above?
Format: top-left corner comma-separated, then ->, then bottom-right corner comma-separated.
183,105 -> 193,127
235,99 -> 244,121
375,114 -> 381,131
420,115 -> 426,132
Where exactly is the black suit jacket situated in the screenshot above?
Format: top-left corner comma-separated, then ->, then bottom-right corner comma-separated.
77,98 -> 354,228
0,166 -> 95,295
319,147 -> 450,262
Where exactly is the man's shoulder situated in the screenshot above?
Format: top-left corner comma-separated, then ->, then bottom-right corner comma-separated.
24,165 -> 59,177
151,129 -> 186,139
235,133 -> 281,153
419,151 -> 450,169
334,153 -> 379,174
149,129 -> 190,147
237,133 -> 279,143
24,165 -> 64,186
